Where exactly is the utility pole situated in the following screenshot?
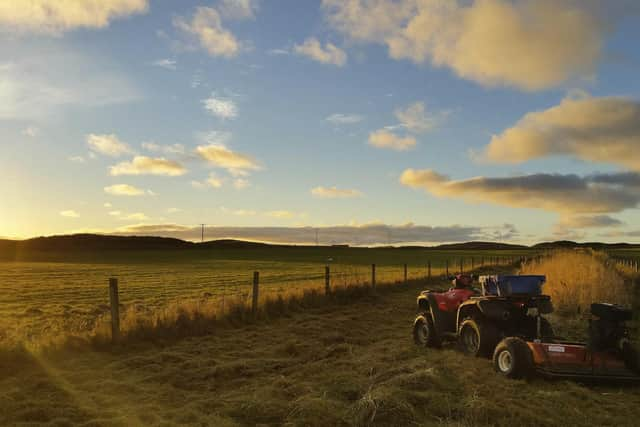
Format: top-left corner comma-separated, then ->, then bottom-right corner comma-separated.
200,224 -> 205,243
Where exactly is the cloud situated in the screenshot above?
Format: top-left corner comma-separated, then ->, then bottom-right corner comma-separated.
104,184 -> 146,196
326,113 -> 364,125
151,59 -> 177,70
114,222 -> 515,245
174,6 -> 241,58
400,169 -> 640,215
484,94 -> 640,170
233,178 -> 250,189
394,101 -> 447,134
218,0 -> 259,20
311,186 -> 363,198
191,180 -> 206,189
142,142 -> 186,155
265,210 -> 296,219
322,0 -> 621,90
294,38 -> 347,66
0,0 -> 148,35
167,208 -> 182,213
109,156 -> 187,176
0,52 -> 138,120
104,202 -> 112,208
202,94 -> 238,119
207,173 -> 224,188
196,143 -> 260,175
557,215 -> 624,229
267,48 -> 290,55
59,210 -> 79,218
368,129 -> 416,151
22,126 -> 38,137
87,134 -> 132,157
68,156 -> 85,163
108,210 -> 149,221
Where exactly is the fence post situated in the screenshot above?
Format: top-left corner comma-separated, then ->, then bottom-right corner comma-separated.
109,278 -> 120,343
403,263 -> 408,284
252,271 -> 259,316
325,266 -> 330,295
428,261 -> 431,278
445,260 -> 449,277
371,264 -> 376,292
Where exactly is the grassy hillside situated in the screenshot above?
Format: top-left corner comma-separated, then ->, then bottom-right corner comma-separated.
2,276 -> 639,427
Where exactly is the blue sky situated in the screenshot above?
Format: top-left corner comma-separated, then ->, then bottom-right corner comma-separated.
1,0 -> 640,245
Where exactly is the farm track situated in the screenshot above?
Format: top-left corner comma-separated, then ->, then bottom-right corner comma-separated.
2,280 -> 640,427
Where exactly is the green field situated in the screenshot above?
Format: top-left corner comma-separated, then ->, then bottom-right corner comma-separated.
0,247 -> 532,347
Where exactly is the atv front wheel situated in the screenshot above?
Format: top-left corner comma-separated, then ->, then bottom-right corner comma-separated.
493,337 -> 533,379
458,318 -> 498,358
413,314 -> 440,348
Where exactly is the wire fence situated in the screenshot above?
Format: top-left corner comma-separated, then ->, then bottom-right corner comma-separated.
0,255 -> 540,347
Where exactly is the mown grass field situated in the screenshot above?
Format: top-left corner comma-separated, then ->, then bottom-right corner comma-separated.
0,247 -> 532,347
2,274 -> 639,427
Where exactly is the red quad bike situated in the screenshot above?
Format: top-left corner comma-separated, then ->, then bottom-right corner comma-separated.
413,274 -> 554,357
493,303 -> 640,381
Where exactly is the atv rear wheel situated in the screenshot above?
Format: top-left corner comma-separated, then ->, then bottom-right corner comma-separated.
413,314 -> 440,348
493,337 -> 533,379
458,318 -> 499,358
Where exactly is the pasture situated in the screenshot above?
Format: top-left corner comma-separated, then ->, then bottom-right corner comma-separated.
0,247 -> 532,347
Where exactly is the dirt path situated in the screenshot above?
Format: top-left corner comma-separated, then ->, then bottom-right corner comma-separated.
2,282 -> 640,426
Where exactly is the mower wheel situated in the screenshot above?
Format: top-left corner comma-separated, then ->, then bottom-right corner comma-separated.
413,314 -> 440,348
493,337 -> 533,379
458,318 -> 499,358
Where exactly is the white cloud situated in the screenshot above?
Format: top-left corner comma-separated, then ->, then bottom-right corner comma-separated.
104,202 -> 112,208
326,113 -> 364,125
196,143 -> 260,175
233,178 -> 250,189
109,156 -> 187,176
68,156 -> 85,163
311,186 -> 363,198
267,48 -> 290,55
104,184 -> 146,196
191,180 -> 206,189
207,173 -> 224,188
109,210 -> 122,217
151,59 -> 177,70
174,6 -> 241,58
557,215 -> 624,229
87,134 -> 132,157
294,38 -> 347,66
59,210 -> 79,218
167,207 -> 182,213
202,94 -> 238,119
124,212 -> 148,221
322,0 -> 619,90
394,101 -> 447,134
368,129 -> 416,151
0,52 -> 138,120
218,0 -> 259,20
142,142 -> 185,155
484,94 -> 640,171
22,126 -> 38,137
265,210 -> 296,219
0,0 -> 148,35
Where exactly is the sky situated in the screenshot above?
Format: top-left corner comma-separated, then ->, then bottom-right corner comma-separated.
1,0 -> 640,245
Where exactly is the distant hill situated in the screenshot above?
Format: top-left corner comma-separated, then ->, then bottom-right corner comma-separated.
431,241 -> 529,250
0,234 -> 638,261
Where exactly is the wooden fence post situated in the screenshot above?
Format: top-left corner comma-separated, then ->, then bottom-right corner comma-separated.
403,263 -> 408,284
252,271 -> 259,316
428,261 -> 431,278
445,260 -> 449,277
109,278 -> 120,343
325,266 -> 330,295
371,264 -> 376,292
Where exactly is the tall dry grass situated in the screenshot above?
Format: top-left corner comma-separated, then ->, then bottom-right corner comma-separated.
520,250 -> 634,315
